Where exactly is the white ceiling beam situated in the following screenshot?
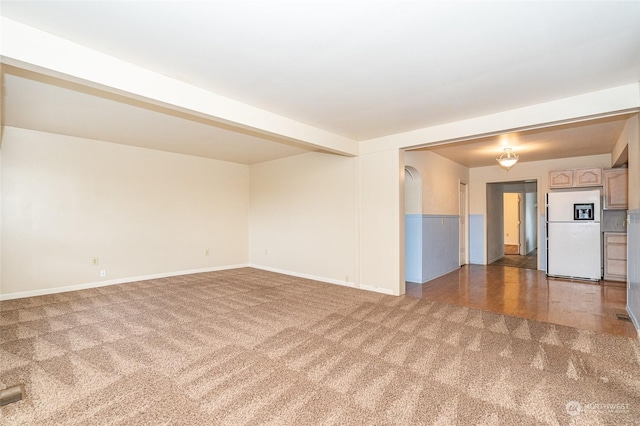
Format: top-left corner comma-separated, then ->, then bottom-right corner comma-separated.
0,18 -> 358,156
360,83 -> 640,154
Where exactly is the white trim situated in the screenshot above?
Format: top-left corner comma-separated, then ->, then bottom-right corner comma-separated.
1,263 -> 400,301
420,268 -> 461,285
359,283 -> 396,296
248,264 -> 358,289
361,83 -> 640,154
0,264 -> 249,301
487,254 -> 504,265
627,306 -> 640,337
248,264 -> 399,296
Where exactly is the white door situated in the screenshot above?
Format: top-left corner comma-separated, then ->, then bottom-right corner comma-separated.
503,193 -> 521,254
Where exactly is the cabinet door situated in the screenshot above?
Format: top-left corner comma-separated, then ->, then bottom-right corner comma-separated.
604,233 -> 627,281
603,169 -> 628,209
549,170 -> 573,188
575,167 -> 602,187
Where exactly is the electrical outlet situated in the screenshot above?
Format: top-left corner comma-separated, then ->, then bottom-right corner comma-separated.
345,275 -> 349,282
205,249 -> 210,256
92,257 -> 99,266
100,270 -> 106,278
265,248 -> 268,255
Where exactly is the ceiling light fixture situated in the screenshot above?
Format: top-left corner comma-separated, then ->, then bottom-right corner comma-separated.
497,147 -> 519,170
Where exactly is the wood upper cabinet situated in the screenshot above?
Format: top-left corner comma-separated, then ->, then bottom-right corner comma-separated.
549,167 -> 604,189
575,167 -> 602,187
549,170 -> 573,188
604,232 -> 627,282
603,168 -> 628,209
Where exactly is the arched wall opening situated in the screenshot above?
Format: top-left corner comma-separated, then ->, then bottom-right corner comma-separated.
404,166 -> 422,283
404,166 -> 422,214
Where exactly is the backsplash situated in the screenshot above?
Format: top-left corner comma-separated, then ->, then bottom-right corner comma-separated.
602,209 -> 627,232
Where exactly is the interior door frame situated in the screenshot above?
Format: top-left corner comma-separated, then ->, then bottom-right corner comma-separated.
486,179 -> 539,267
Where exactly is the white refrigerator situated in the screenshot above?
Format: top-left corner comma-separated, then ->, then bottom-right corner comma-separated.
546,190 -> 601,281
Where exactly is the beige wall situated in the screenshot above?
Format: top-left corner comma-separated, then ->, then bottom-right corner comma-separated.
359,149 -> 404,295
3,123 -> 635,300
403,166 -> 422,215
623,114 -> 639,210
1,127 -> 249,297
469,154 -> 612,216
405,151 -> 469,215
250,149 -> 406,296
1,130 -> 407,298
249,152 -> 358,285
610,113 -> 638,208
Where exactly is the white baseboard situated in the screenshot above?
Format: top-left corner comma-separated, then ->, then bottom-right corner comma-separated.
405,275 -> 422,285
627,305 -> 640,337
249,264 -> 399,295
248,264 -> 357,289
359,283 -> 396,296
1,263 -> 400,301
421,267 -> 460,284
0,264 -> 250,301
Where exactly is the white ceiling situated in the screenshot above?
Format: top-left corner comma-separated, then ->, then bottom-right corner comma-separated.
1,67 -> 311,164
420,114 -> 633,168
1,1 -> 640,165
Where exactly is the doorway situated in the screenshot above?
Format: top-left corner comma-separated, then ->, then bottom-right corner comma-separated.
486,180 -> 538,270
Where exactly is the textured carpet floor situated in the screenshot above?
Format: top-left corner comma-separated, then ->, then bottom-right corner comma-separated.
1,268 -> 639,425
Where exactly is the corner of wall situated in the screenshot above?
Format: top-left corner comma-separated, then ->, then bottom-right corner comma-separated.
469,214 -> 485,264
0,147 -> 3,296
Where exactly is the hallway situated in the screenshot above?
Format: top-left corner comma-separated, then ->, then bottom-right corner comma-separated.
406,264 -> 636,337
490,249 -> 537,270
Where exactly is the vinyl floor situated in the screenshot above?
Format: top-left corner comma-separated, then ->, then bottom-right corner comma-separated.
406,264 -> 637,337
490,250 -> 537,270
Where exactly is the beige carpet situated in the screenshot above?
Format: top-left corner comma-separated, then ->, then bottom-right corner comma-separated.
1,268 -> 639,425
